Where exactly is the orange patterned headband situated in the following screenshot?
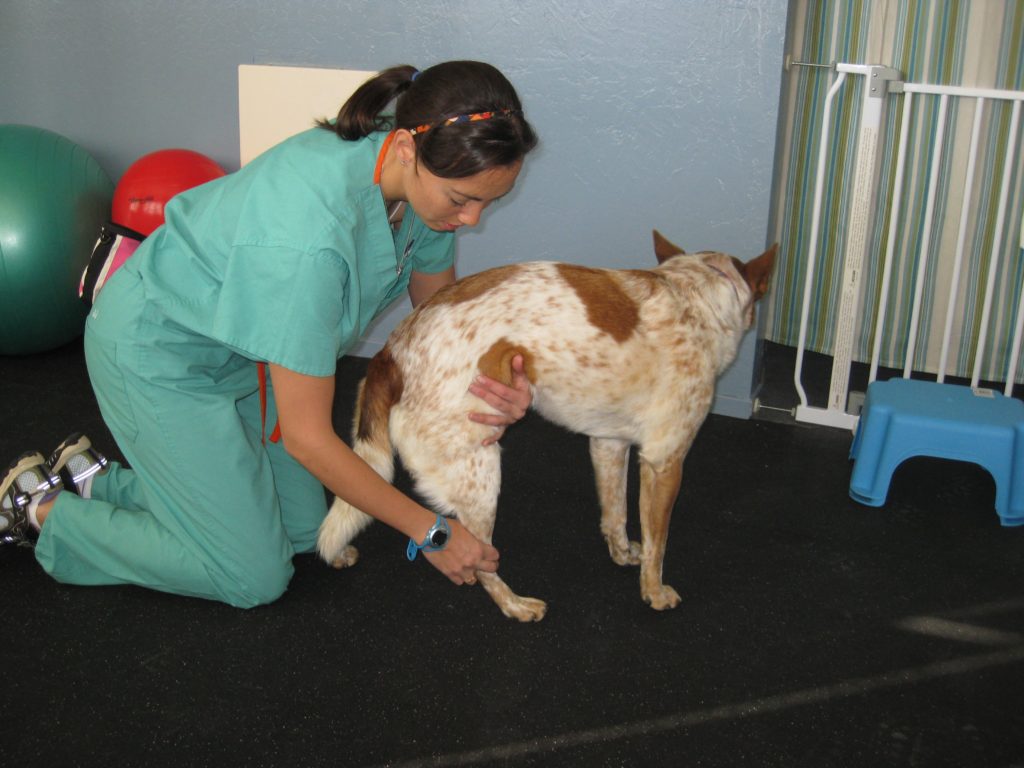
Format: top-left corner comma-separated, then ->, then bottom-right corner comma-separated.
408,108 -> 521,136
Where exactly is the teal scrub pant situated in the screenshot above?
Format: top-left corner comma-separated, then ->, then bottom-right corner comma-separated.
33,270 -> 328,608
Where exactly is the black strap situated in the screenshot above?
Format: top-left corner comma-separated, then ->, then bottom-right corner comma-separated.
80,222 -> 146,309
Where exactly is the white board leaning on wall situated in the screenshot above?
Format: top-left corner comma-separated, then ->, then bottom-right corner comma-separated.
238,64 -> 375,166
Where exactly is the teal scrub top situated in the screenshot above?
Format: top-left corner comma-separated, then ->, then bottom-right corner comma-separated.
127,128 -> 455,377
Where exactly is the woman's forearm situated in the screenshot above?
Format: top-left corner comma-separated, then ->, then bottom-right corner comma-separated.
267,363 -> 435,539
291,431 -> 435,540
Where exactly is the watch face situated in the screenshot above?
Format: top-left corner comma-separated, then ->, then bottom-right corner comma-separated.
429,528 -> 449,548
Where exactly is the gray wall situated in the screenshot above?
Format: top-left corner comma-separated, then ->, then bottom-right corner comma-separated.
1,0 -> 787,417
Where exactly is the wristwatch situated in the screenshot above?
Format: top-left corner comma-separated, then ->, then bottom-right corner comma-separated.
406,514 -> 451,561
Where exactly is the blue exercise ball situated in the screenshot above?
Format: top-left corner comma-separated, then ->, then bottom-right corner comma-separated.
0,124 -> 114,355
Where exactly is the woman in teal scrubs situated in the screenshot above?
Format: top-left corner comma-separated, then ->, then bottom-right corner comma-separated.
1,61 -> 538,607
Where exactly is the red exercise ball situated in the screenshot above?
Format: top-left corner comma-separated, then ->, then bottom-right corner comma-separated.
112,148 -> 226,235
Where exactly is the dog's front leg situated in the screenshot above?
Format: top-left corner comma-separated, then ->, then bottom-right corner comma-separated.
590,437 -> 640,566
637,448 -> 685,610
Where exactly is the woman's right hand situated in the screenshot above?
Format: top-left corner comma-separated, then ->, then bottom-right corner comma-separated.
424,518 -> 499,585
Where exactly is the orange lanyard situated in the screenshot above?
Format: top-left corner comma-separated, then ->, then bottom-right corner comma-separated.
374,130 -> 396,184
256,362 -> 281,444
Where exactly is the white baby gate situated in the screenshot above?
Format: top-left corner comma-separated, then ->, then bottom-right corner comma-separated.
793,63 -> 1024,430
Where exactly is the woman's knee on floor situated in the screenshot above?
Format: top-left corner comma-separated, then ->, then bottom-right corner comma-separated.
215,556 -> 295,609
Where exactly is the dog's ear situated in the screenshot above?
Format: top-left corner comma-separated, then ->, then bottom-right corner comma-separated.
652,230 -> 685,264
737,243 -> 778,300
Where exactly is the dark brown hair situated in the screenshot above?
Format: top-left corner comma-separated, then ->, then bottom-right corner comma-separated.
320,61 -> 537,178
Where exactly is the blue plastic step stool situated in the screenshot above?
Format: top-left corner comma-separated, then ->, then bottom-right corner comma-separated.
849,378 -> 1024,526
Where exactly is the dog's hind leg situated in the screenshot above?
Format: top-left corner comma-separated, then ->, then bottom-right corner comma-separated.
590,437 -> 641,566
637,447 -> 685,610
317,437 -> 394,567
406,443 -> 547,622
317,367 -> 399,569
318,499 -> 374,569
474,544 -> 548,623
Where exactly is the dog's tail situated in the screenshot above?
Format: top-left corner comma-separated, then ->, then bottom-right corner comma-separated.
317,348 -> 404,566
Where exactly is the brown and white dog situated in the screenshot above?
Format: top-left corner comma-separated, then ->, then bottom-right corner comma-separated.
317,231 -> 776,621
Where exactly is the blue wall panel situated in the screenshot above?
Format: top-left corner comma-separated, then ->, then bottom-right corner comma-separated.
1,0 -> 787,415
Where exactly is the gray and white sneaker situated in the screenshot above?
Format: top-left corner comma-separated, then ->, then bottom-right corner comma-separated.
48,433 -> 108,497
1,451 -> 61,547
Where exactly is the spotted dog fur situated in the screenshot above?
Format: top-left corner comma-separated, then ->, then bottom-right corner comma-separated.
318,231 -> 776,621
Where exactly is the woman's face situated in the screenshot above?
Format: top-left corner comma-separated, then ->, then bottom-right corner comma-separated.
406,160 -> 522,232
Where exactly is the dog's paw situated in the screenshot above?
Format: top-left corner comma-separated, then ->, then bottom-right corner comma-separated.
643,584 -> 681,611
608,540 -> 642,566
500,596 -> 548,622
329,545 -> 360,569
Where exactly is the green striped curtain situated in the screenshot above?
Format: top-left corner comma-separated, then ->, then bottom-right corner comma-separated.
766,0 -> 1024,384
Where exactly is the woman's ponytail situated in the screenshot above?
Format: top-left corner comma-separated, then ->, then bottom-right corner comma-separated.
319,65 -> 418,139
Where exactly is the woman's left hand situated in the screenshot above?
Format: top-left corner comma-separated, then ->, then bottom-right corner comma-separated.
467,354 -> 531,446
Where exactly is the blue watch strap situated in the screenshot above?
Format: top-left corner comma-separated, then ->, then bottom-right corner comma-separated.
406,513 -> 451,561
